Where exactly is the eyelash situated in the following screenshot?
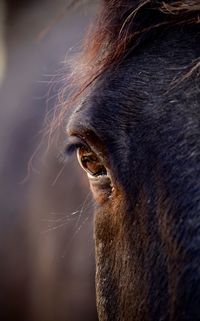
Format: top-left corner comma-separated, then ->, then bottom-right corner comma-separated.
65,138 -> 89,156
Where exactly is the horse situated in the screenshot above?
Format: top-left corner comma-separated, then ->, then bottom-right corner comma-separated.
65,1 -> 200,320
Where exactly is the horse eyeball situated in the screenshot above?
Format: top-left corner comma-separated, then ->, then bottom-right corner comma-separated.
77,147 -> 107,177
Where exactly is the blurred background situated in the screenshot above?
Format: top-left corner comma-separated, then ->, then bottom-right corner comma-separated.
0,1 -> 99,320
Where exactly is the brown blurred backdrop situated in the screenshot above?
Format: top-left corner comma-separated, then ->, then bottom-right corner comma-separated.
0,1 -> 98,320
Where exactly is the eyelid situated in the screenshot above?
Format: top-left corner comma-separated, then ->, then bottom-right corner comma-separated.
65,136 -> 90,156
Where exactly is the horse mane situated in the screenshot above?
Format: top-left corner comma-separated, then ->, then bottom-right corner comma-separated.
52,0 -> 200,132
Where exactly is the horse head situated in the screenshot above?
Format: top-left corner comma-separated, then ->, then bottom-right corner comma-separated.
66,1 -> 200,320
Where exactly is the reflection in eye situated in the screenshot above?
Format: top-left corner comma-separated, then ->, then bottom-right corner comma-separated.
77,146 -> 107,177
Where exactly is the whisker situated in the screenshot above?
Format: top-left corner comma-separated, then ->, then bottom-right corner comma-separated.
40,216 -> 76,223
74,192 -> 91,229
41,218 -> 75,234
61,214 -> 91,258
48,210 -> 80,217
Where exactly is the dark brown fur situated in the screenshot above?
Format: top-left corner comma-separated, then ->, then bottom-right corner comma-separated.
65,1 -> 200,320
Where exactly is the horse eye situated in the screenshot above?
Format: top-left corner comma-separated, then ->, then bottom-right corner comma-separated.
77,146 -> 107,177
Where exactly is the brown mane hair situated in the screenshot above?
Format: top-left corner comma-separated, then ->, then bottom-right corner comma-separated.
53,0 -> 200,132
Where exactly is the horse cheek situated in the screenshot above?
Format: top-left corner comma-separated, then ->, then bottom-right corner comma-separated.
94,195 -> 147,321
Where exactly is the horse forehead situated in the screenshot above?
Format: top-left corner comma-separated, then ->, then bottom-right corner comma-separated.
68,69 -> 137,136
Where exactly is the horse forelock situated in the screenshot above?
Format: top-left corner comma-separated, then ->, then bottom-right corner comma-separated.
69,0 -> 200,95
